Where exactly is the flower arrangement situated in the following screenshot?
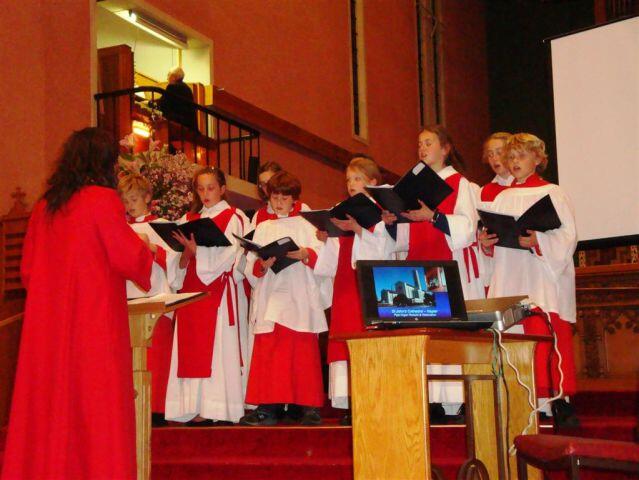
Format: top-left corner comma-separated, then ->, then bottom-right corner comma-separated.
117,134 -> 198,220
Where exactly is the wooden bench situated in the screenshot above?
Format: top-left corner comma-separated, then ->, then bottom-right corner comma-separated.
515,434 -> 639,479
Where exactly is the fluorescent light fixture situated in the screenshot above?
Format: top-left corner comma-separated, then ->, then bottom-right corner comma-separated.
132,120 -> 151,138
115,9 -> 188,49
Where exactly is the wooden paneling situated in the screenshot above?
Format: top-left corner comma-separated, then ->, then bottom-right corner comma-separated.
0,306 -> 23,427
574,263 -> 639,389
98,44 -> 134,141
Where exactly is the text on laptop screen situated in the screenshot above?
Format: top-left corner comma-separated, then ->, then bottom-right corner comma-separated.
372,265 -> 452,320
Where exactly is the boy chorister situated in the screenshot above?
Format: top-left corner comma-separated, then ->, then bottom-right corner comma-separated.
118,174 -> 178,423
313,156 -> 392,423
478,133 -> 578,419
241,172 -> 329,426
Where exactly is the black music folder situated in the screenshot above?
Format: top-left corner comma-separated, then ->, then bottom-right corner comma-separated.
299,193 -> 382,237
233,234 -> 300,274
150,218 -> 232,252
477,195 -> 562,250
365,161 -> 453,223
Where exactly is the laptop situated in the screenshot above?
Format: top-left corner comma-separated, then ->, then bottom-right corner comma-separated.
355,260 -> 495,330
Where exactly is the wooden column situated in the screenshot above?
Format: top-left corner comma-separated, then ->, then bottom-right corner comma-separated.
348,335 -> 431,480
128,309 -> 161,480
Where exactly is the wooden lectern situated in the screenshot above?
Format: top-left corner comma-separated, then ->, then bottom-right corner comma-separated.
339,328 -> 547,480
127,293 -> 208,480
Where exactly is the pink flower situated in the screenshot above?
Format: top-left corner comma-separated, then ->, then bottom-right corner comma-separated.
119,133 -> 136,150
149,139 -> 162,152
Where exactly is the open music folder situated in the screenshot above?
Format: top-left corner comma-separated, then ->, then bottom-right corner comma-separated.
127,291 -> 208,308
477,194 -> 562,250
365,161 -> 453,223
150,218 -> 232,252
233,234 -> 300,274
299,193 -> 382,237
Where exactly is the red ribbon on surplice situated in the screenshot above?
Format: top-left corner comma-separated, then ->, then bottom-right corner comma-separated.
463,243 -> 480,283
177,271 -> 236,378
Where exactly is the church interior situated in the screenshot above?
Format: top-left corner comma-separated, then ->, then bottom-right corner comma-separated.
1,1 -> 638,479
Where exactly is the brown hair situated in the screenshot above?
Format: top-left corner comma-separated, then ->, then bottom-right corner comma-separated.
257,161 -> 283,201
267,171 -> 301,200
258,161 -> 282,176
421,124 -> 465,172
190,167 -> 227,213
43,127 -> 118,215
117,173 -> 153,197
503,133 -> 549,173
348,155 -> 383,185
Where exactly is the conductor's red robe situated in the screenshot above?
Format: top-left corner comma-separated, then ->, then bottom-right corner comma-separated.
1,186 -> 154,480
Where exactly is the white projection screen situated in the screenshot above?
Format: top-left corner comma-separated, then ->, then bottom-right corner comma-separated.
550,16 -> 639,244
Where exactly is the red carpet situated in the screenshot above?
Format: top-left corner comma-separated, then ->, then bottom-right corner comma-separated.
1,392 -> 637,479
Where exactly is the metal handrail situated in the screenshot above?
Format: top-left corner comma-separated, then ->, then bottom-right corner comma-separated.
94,86 -> 260,181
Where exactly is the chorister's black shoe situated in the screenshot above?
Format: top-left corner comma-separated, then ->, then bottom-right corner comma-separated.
284,404 -> 305,423
339,412 -> 352,426
429,403 -> 446,425
186,419 -> 215,427
300,407 -> 322,426
239,407 -> 279,426
152,412 -> 168,427
213,420 -> 235,426
551,398 -> 580,429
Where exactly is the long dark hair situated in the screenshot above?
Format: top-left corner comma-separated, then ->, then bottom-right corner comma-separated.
421,124 -> 465,173
43,127 -> 118,215
190,167 -> 227,213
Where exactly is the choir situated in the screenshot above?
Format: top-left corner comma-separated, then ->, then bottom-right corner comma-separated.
112,126 -> 577,428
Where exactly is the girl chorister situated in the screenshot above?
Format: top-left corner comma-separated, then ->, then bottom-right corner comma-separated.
165,167 -> 245,425
478,133 -> 578,417
479,132 -> 514,206
385,125 -> 484,419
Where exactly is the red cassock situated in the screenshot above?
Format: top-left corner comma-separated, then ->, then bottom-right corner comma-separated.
1,187 -> 153,480
128,214 -> 173,414
326,235 -> 362,364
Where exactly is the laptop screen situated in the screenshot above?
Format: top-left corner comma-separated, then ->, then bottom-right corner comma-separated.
356,260 -> 468,328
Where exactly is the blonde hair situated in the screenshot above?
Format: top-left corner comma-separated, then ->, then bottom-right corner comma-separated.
482,132 -> 512,163
348,155 -> 383,185
117,173 -> 153,197
504,133 -> 549,173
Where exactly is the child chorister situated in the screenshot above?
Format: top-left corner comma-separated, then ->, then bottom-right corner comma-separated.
478,133 -> 577,415
313,156 -> 391,422
241,171 -> 329,426
118,174 -> 178,423
479,132 -> 514,207
385,125 -> 484,418
250,160 -> 309,231
476,132 -> 513,289
165,167 -> 245,425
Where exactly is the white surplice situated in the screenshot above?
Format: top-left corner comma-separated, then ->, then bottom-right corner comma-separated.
164,201 -> 245,423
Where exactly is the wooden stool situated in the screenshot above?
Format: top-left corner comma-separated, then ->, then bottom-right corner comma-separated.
515,434 -> 639,479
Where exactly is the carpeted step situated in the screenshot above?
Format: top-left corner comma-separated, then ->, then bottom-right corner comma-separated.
151,454 -> 466,480
152,424 -> 468,461
571,391 -> 638,417
557,415 -> 638,442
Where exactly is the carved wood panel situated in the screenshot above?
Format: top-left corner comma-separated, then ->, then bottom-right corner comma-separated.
575,264 -> 639,381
